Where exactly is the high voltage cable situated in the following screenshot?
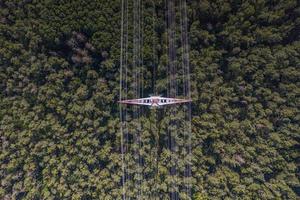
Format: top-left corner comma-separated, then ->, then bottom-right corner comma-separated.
120,0 -> 126,198
182,0 -> 192,197
152,0 -> 157,96
179,0 -> 187,197
167,1 -> 179,199
137,0 -> 142,197
180,0 -> 192,198
125,0 -> 129,196
133,0 -> 138,197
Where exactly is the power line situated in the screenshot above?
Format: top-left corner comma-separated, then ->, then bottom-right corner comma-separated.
119,0 -> 192,199
119,0 -> 126,198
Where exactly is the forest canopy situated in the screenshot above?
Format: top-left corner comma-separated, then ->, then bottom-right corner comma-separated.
0,0 -> 299,199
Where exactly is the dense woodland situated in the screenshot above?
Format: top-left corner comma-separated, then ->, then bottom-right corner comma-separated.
0,0 -> 299,199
